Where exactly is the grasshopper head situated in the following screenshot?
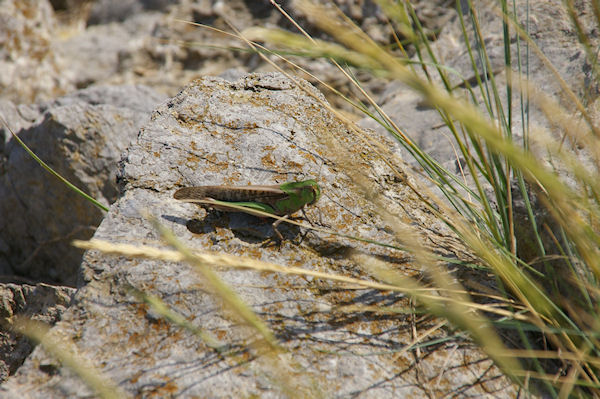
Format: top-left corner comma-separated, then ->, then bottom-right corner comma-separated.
305,179 -> 321,205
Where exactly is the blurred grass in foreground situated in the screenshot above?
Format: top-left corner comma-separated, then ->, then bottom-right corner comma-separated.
243,0 -> 600,396
7,0 -> 600,397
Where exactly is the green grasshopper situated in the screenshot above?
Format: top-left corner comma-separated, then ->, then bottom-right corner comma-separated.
173,179 -> 321,239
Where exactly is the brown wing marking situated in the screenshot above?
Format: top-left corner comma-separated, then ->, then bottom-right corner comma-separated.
173,185 -> 286,207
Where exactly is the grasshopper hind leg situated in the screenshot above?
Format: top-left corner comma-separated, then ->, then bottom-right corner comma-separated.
271,214 -> 289,241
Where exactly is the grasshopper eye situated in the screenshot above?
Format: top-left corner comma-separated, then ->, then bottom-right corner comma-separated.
308,185 -> 321,205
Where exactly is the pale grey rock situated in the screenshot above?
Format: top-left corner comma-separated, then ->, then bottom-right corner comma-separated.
87,0 -> 176,25
0,0 -> 72,103
429,1 -> 598,102
0,283 -> 75,384
361,0 -> 599,172
0,85 -> 167,285
413,0 -> 457,35
53,12 -> 166,91
358,0 -> 599,269
46,83 -> 165,114
0,100 -> 43,156
0,0 -> 454,115
1,73 -> 516,398
361,85 -> 458,172
0,0 -> 179,103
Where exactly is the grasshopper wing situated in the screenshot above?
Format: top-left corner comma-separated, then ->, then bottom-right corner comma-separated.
173,185 -> 287,207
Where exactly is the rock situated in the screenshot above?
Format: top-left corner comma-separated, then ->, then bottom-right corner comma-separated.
0,85 -> 167,285
360,85 -> 459,172
359,0 -> 600,272
0,0 -> 457,116
361,0 -> 599,171
87,0 -> 175,25
53,12 -> 167,91
0,0 -> 73,103
1,73 -> 517,397
0,283 -> 75,384
0,100 -> 43,159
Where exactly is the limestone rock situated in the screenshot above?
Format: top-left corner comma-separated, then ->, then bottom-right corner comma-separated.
1,73 -> 516,397
0,85 -> 166,285
0,282 -> 75,384
360,0 -> 600,172
0,0 -> 72,103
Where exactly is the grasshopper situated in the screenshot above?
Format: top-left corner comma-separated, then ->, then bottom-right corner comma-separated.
173,179 -> 321,239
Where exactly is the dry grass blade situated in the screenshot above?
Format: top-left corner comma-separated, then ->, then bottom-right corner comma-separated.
72,238 -> 525,323
8,317 -> 128,399
129,289 -> 226,351
240,1 -> 600,393
149,217 -> 282,352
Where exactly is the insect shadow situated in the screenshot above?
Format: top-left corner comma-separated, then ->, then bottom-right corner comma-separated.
167,210 -> 304,245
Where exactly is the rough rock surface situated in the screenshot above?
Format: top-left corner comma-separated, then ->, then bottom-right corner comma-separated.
0,0 -> 71,103
0,85 -> 166,285
6,0 -> 589,395
0,74 -> 517,397
0,100 -> 42,155
360,0 -> 600,173
356,0 -> 600,277
0,283 -> 75,384
1,0 -> 457,114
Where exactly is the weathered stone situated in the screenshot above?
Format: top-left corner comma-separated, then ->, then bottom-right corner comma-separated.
361,0 -> 600,171
1,74 -> 516,397
0,85 -> 166,285
0,0 -> 73,103
87,0 -> 175,25
54,12 -> 167,92
0,283 -> 75,384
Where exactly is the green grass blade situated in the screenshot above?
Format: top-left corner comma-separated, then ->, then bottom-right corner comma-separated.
0,116 -> 109,213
